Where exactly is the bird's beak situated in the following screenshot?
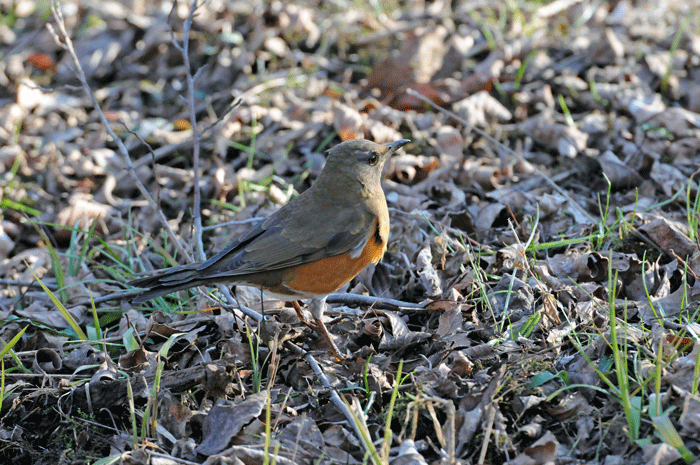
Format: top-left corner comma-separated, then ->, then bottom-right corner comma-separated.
384,139 -> 410,155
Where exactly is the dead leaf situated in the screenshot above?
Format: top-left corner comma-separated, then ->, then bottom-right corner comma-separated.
452,91 -> 512,128
639,217 -> 697,259
518,111 -> 588,157
596,150 -> 643,189
196,391 -> 269,456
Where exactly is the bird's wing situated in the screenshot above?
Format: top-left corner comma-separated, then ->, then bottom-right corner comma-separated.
197,197 -> 376,279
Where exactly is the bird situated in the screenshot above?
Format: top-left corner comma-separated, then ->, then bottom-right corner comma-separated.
130,138 -> 410,358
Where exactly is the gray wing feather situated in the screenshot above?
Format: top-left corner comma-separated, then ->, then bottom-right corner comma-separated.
199,203 -> 374,278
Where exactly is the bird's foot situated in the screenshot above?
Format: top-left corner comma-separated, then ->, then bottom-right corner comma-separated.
295,298 -> 345,361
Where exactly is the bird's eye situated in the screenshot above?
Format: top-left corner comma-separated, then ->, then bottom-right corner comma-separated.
368,152 -> 379,165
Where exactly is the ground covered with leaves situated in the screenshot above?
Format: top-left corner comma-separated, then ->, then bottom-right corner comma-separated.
1,0 -> 700,464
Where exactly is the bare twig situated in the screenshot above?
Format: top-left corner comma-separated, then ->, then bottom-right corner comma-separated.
201,216 -> 265,232
478,363 -> 506,464
47,0 -> 191,263
285,342 -> 370,448
167,1 -> 262,323
199,97 -> 242,137
0,279 -> 59,291
144,451 -> 201,465
326,293 -> 422,310
170,0 -> 205,262
219,286 -> 263,322
238,75 -> 307,103
64,289 -> 144,307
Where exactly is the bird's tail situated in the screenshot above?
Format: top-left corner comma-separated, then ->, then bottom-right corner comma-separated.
129,263 -> 209,303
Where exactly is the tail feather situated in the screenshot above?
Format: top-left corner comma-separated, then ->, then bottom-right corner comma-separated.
129,263 -> 208,303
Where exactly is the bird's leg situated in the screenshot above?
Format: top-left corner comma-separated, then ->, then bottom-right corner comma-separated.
292,301 -> 310,326
309,296 -> 344,360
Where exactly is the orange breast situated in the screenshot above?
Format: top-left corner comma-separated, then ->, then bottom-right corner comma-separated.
282,231 -> 386,296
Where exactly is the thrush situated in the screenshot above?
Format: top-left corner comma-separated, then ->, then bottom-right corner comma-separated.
130,138 -> 410,358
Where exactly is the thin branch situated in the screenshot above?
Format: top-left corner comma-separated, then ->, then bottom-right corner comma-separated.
171,0 -> 206,262
199,97 -> 242,137
0,279 -> 59,291
326,293 -> 423,310
285,342 -> 369,448
64,286 -> 262,325
201,216 -> 265,231
167,1 -> 261,323
219,286 -> 262,322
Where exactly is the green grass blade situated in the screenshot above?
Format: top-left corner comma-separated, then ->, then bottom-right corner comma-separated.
30,270 -> 88,341
32,225 -> 68,301
0,325 -> 28,359
382,360 -> 403,462
651,413 -> 697,463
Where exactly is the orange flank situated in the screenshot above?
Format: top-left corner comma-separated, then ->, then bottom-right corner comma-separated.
283,223 -> 385,295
